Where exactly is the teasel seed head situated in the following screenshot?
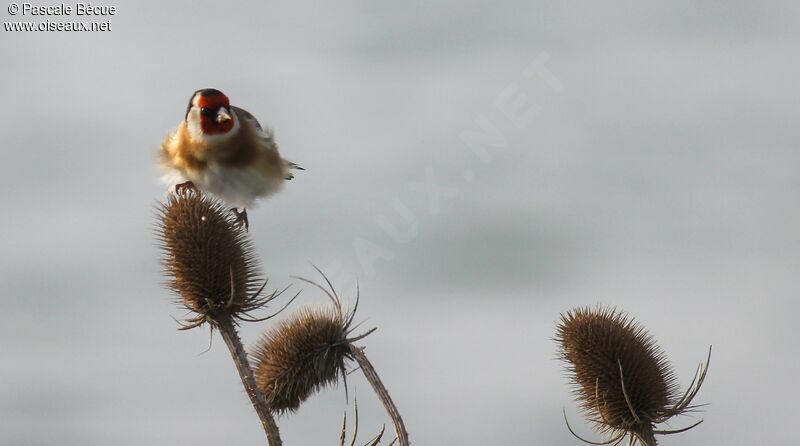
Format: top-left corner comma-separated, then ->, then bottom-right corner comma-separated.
251,268 -> 374,413
156,191 -> 285,329
556,306 -> 711,446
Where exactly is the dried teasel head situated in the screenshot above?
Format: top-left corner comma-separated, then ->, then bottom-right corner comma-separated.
252,268 -> 375,413
156,191 -> 288,329
556,306 -> 711,446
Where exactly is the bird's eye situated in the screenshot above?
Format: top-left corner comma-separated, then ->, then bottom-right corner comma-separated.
200,107 -> 216,117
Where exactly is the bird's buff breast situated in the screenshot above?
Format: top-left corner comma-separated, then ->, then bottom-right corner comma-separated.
160,122 -> 283,208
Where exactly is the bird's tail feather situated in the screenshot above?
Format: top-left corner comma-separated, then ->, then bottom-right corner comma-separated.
287,161 -> 305,171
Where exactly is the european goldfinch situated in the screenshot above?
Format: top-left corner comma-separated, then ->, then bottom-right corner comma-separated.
158,88 -> 301,229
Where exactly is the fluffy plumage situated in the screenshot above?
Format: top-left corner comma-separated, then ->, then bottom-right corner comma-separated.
158,88 -> 300,209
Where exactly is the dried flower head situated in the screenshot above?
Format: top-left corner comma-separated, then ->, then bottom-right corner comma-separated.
156,191 -> 283,329
556,306 -> 710,446
252,269 -> 374,413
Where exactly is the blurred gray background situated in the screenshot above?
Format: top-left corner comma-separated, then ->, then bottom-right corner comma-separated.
2,1 -> 798,444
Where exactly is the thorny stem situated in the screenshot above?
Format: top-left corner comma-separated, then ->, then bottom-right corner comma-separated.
217,317 -> 283,446
349,345 -> 409,446
636,428 -> 657,446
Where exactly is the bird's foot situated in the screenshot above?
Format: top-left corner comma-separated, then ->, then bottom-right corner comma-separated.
230,207 -> 249,232
175,181 -> 196,195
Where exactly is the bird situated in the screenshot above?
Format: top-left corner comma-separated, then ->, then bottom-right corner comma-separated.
158,88 -> 302,230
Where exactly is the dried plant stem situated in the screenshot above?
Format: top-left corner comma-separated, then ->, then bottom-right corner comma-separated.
349,346 -> 409,446
217,317 -> 283,446
638,429 -> 658,446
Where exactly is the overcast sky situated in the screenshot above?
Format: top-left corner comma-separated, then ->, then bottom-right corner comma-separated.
2,1 -> 799,444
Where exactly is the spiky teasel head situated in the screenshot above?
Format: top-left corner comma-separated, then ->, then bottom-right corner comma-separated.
251,268 -> 374,413
156,191 -> 285,329
556,306 -> 711,446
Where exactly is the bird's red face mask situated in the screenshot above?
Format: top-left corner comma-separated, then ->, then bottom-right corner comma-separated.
196,93 -> 234,135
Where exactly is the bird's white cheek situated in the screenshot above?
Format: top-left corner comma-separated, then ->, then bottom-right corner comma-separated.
186,110 -> 204,141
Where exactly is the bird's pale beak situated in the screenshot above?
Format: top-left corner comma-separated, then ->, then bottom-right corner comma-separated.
216,108 -> 232,123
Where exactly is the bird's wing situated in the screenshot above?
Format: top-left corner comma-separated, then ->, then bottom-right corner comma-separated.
232,106 -> 274,140
232,105 -> 303,175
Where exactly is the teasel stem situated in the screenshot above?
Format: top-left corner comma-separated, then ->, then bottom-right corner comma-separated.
217,316 -> 283,446
638,429 -> 658,446
349,345 -> 409,446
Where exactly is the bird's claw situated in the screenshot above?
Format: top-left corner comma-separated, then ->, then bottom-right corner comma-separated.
230,208 -> 249,232
175,181 -> 197,195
